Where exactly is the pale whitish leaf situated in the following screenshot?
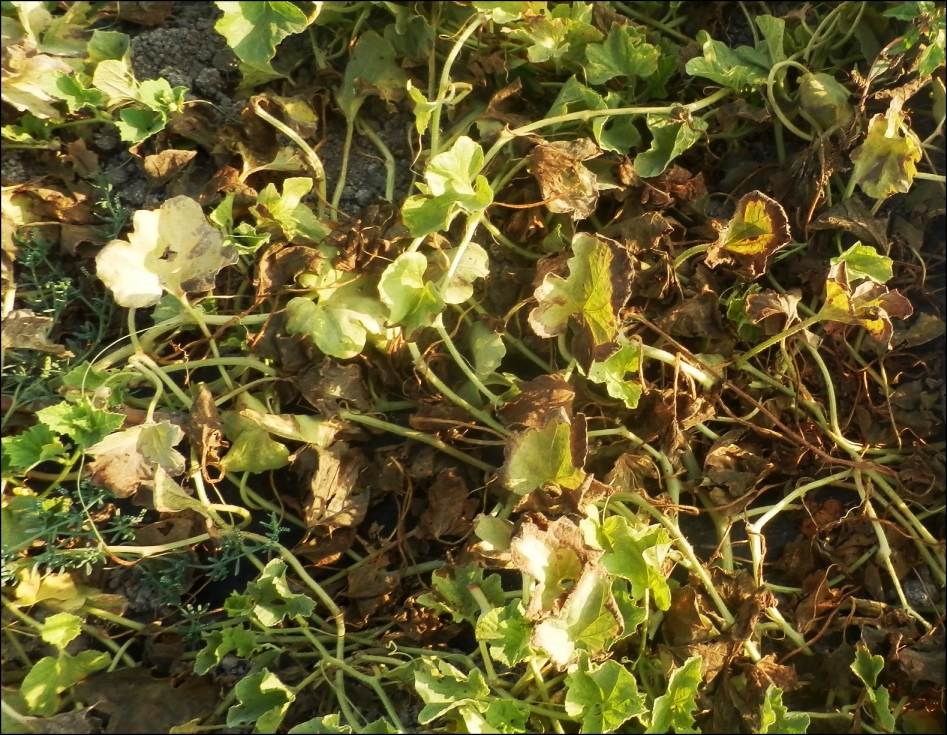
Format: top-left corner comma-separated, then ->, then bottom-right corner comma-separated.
532,566 -> 620,668
96,196 -> 238,308
1,49 -> 74,119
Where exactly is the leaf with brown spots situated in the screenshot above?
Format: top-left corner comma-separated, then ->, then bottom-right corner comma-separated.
706,191 -> 791,280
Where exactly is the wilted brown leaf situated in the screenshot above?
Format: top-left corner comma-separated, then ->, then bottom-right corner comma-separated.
74,668 -> 216,734
303,443 -> 369,530
1,309 -> 73,356
497,374 -> 574,429
418,468 -> 476,540
526,138 -> 602,220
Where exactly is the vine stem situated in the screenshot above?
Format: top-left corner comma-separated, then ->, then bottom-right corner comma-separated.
406,341 -> 509,436
251,100 -> 328,219
339,409 -> 496,472
766,59 -> 815,142
430,14 -> 487,157
331,116 -> 356,214
483,87 -> 731,167
734,313 -> 823,367
434,321 -> 501,405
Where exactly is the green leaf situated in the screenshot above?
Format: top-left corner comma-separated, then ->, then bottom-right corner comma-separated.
798,72 -> 854,130
228,668 -> 295,734
87,29 -> 129,64
405,81 -> 439,137
288,713 -> 353,733
417,563 -> 505,624
755,15 -> 787,65
21,651 -> 110,716
587,337 -> 642,409
432,240 -> 490,305
867,685 -> 897,732
472,2 -> 546,24
138,78 -> 187,114
195,626 -> 262,675
214,2 -> 309,72
44,71 -> 105,113
336,30 -> 408,119
378,252 -> 444,338
685,30 -> 769,91
115,107 -> 165,143
402,137 -> 494,237
36,399 -> 125,450
506,4 -> 602,64
243,559 -> 316,627
468,320 -> 506,378
529,232 -> 629,346
475,601 -> 534,666
597,516 -> 672,610
414,659 -> 490,726
500,414 -> 586,495
481,699 -> 530,734
760,685 -> 810,734
593,91 -> 643,152
252,177 -> 330,243
831,243 -> 893,284
285,276 -> 387,360
220,426 -> 290,473
2,424 -> 67,471
585,23 -> 659,86
96,196 -> 238,308
635,113 -> 707,178
532,567 -> 620,668
38,612 -> 82,650
565,656 -> 648,733
1,496 -> 49,555
546,78 -> 640,152
850,113 -> 922,200
647,655 -> 701,734
851,644 -> 884,689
